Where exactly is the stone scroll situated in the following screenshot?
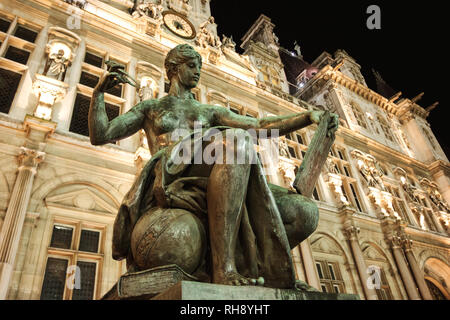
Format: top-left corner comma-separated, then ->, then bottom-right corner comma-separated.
294,111 -> 336,198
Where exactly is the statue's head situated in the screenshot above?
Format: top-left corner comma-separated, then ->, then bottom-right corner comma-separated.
164,44 -> 202,88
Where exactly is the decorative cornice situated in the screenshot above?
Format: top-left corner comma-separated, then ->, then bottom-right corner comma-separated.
299,65 -> 430,120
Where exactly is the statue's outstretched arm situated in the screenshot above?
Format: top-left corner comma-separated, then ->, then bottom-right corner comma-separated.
89,72 -> 149,145
213,106 -> 338,137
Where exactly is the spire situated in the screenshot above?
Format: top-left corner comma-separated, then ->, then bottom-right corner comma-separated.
372,69 -> 398,100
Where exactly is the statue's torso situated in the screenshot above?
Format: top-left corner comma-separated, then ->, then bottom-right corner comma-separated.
141,96 -> 217,154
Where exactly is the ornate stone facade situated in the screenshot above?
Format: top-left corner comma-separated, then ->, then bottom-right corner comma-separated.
0,0 -> 448,300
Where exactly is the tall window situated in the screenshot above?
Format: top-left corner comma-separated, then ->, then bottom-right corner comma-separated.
329,146 -> 365,212
285,130 -> 307,161
315,260 -> 346,293
385,184 -> 411,224
70,49 -> 126,138
40,221 -> 104,300
422,127 -> 438,151
370,266 -> 393,300
349,102 -> 368,129
0,14 -> 40,114
377,114 -> 395,142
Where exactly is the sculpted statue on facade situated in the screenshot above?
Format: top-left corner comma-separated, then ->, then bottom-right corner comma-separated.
353,152 -> 386,191
420,180 -> 449,212
221,35 -> 236,52
89,44 -> 338,290
43,49 -> 71,81
196,16 -> 221,49
279,138 -> 290,158
325,155 -> 339,175
132,1 -> 164,20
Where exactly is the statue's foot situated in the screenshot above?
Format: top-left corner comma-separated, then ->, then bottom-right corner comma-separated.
215,271 -> 264,287
294,280 -> 319,292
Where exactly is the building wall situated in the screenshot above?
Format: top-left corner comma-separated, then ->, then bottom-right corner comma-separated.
0,0 -> 448,300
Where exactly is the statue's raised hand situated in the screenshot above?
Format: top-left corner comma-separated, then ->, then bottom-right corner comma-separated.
95,61 -> 137,93
309,110 -> 339,137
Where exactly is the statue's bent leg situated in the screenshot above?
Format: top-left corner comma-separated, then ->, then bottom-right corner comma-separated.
269,184 -> 319,249
206,128 -> 254,286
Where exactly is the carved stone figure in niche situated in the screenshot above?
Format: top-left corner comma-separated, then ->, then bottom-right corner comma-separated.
325,156 -> 339,175
397,173 -> 422,205
278,161 -> 296,189
43,49 -> 71,81
89,44 -> 338,291
138,76 -> 158,101
221,35 -> 236,51
196,16 -> 221,49
369,161 -> 386,191
279,139 -> 290,158
132,1 -> 164,20
423,184 -> 449,212
354,153 -> 386,191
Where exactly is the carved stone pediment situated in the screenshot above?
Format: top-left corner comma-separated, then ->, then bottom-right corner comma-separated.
311,236 -> 342,255
45,188 -> 117,214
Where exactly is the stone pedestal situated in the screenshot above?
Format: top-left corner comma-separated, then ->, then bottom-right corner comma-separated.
152,281 -> 360,300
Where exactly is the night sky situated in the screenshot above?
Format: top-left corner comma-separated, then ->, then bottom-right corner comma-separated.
210,1 -> 449,158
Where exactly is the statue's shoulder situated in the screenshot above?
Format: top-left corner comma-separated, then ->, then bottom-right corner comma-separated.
135,98 -> 163,113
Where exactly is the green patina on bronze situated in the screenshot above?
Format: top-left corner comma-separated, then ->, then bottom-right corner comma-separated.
89,44 -> 338,291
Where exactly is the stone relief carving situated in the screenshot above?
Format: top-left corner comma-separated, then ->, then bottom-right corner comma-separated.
324,154 -> 350,206
420,178 -> 449,212
42,49 -> 71,81
352,150 -> 386,191
279,139 -> 290,158
132,1 -> 164,20
195,16 -> 221,49
352,150 -> 400,218
221,35 -> 236,52
278,161 -> 296,189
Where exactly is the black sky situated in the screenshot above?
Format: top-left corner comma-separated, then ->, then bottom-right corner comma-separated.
210,1 -> 449,158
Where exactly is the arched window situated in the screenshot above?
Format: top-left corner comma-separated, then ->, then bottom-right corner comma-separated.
349,102 -> 368,129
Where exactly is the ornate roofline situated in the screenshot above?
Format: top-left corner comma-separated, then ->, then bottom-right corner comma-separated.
300,65 -> 430,120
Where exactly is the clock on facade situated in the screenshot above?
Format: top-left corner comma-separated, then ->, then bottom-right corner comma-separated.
162,11 -> 196,39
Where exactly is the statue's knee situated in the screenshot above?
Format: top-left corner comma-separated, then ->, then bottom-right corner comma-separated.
276,194 -> 319,247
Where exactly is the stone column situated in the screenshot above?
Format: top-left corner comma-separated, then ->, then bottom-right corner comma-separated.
299,240 -> 321,290
402,237 -> 433,300
389,236 -> 421,300
0,147 -> 45,299
427,209 -> 446,234
344,225 -> 378,300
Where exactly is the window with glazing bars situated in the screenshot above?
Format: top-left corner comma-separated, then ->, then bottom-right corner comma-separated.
69,94 -> 120,137
0,68 -> 22,114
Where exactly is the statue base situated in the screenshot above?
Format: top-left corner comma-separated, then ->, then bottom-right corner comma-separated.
101,264 -> 359,300
153,281 -> 359,300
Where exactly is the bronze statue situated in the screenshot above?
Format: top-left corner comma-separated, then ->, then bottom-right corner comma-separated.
89,44 -> 338,290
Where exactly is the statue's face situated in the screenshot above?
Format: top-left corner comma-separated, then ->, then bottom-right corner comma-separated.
177,57 -> 201,89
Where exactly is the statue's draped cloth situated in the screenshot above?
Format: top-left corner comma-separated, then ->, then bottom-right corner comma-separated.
112,127 -> 296,288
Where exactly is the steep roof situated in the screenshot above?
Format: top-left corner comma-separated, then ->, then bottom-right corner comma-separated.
279,47 -> 311,95
372,69 -> 398,100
